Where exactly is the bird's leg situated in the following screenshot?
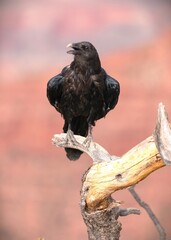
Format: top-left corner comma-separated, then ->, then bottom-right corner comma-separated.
65,123 -> 79,146
83,124 -> 93,148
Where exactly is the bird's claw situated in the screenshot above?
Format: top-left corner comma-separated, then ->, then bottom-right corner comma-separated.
65,129 -> 79,146
83,135 -> 92,149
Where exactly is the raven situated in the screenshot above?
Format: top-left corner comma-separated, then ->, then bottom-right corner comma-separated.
47,41 -> 120,160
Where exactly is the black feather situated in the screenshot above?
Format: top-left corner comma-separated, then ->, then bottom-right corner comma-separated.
104,74 -> 120,113
47,41 -> 120,160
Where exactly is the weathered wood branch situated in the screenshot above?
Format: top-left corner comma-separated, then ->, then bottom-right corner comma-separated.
52,133 -> 113,163
129,186 -> 167,240
52,103 -> 171,239
154,103 -> 171,165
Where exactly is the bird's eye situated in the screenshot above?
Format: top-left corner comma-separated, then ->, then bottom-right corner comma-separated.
81,45 -> 89,50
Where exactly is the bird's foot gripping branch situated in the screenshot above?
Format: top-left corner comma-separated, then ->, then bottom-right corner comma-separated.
52,103 -> 171,240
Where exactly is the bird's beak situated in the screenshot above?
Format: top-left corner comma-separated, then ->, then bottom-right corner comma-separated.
66,43 -> 80,55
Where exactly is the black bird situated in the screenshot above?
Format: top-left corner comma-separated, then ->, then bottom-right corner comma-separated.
47,41 -> 120,160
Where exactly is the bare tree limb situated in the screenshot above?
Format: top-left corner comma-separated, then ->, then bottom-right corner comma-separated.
154,103 -> 171,165
129,186 -> 166,240
52,133 -> 113,163
52,103 -> 171,239
53,134 -> 165,212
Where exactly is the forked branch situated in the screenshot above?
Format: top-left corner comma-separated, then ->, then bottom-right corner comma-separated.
52,103 -> 171,240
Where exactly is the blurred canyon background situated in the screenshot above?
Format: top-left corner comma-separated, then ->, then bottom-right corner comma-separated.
1,0 -> 171,239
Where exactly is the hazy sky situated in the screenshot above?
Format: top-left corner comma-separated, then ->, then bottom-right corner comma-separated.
1,0 -> 171,78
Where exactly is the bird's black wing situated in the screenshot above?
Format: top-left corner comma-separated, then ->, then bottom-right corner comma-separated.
47,73 -> 64,113
104,74 -> 120,114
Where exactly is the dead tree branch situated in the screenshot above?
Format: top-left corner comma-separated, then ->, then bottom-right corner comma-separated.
129,186 -> 167,240
52,103 -> 171,240
154,103 -> 171,165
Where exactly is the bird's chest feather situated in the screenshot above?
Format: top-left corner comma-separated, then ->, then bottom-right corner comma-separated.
61,70 -> 104,117
63,71 -> 91,103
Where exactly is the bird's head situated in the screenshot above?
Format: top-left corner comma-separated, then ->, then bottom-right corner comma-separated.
67,41 -> 100,62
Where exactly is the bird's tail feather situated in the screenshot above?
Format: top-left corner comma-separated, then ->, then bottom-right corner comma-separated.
65,148 -> 83,161
63,117 -> 88,160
